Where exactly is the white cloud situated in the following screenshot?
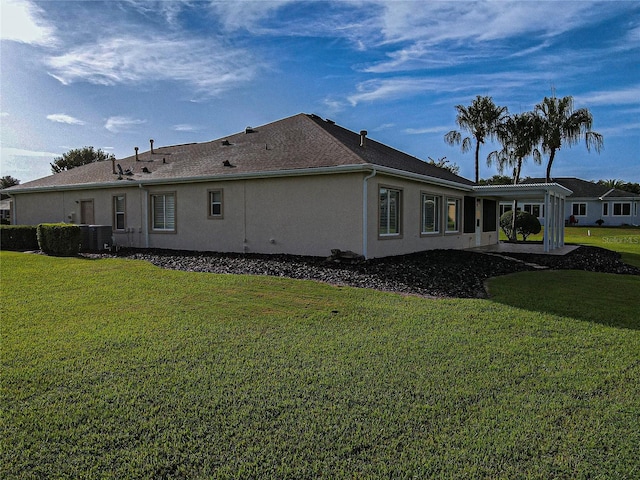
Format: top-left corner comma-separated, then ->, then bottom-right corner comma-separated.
104,116 -> 146,133
46,34 -> 261,96
404,126 -> 450,135
206,0 -> 298,32
172,124 -> 199,132
1,146 -> 60,157
46,113 -> 85,125
0,146 -> 61,181
364,1 -> 630,73
0,0 -> 56,45
577,86 -> 640,106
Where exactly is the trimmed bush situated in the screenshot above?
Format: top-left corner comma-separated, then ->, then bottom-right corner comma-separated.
500,210 -> 542,241
37,223 -> 82,256
0,225 -> 39,251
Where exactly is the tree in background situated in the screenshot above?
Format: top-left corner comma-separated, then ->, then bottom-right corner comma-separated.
535,94 -> 603,183
477,174 -> 513,186
597,179 -> 640,194
426,157 -> 460,175
0,176 -> 20,189
51,147 -> 115,174
444,96 -> 508,183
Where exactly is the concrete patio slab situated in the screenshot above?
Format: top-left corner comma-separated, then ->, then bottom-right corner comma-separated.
468,242 -> 580,256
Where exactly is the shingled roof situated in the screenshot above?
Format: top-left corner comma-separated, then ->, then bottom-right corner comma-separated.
524,177 -> 639,199
9,113 -> 473,192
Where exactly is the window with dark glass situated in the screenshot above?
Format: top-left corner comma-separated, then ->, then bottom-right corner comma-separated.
379,187 -> 401,236
421,194 -> 440,234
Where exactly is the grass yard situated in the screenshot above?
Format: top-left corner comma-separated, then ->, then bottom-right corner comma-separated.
1,251 -> 639,479
500,226 -> 640,267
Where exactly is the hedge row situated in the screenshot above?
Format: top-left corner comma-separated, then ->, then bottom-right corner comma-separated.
36,224 -> 82,256
1,224 -> 82,256
0,225 -> 39,251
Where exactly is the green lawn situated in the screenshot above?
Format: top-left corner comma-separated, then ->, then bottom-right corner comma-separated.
500,226 -> 640,267
1,251 -> 638,478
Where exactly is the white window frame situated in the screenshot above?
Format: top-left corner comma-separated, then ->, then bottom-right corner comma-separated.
499,203 -> 512,216
612,202 -> 631,216
113,194 -> 126,231
523,203 -> 543,218
151,192 -> 176,232
446,197 -> 461,233
379,186 -> 402,238
208,189 -> 223,219
421,193 -> 441,235
572,202 -> 587,217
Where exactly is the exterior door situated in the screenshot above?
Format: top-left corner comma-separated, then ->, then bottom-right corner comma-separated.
80,200 -> 94,224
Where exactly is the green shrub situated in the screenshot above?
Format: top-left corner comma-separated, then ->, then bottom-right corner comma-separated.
500,210 -> 542,241
37,223 -> 82,256
0,225 -> 39,251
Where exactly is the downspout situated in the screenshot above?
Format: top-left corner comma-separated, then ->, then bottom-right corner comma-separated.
139,184 -> 149,248
362,169 -> 377,259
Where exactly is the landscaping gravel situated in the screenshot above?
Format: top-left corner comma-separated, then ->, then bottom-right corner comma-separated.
94,245 -> 639,299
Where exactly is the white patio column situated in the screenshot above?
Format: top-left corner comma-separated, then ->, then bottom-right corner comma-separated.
544,190 -> 550,252
560,197 -> 565,246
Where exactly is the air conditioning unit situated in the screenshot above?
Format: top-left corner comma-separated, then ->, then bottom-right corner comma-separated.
80,225 -> 113,251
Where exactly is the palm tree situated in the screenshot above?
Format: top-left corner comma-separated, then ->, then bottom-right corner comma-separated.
444,95 -> 508,183
535,95 -> 603,183
487,112 -> 543,240
487,112 -> 543,185
598,178 -> 624,189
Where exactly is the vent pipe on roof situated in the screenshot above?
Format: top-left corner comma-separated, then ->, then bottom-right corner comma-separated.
135,147 -> 139,161
150,139 -> 154,154
111,157 -> 116,174
360,130 -> 368,148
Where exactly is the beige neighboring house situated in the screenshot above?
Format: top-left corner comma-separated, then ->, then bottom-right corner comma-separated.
6,113 -> 571,257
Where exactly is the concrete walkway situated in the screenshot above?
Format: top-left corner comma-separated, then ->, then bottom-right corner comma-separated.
469,242 -> 579,256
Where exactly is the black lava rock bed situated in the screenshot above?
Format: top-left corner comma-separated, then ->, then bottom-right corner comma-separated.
93,245 -> 639,299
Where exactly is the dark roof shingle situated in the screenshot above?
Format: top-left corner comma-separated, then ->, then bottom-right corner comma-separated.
10,113 -> 473,191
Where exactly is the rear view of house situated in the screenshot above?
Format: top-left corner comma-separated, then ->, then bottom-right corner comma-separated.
7,113 -> 571,257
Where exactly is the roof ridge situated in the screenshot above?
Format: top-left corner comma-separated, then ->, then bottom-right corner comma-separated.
302,114 -> 368,166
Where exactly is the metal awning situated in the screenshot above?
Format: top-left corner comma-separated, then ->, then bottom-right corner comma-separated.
472,183 -> 573,253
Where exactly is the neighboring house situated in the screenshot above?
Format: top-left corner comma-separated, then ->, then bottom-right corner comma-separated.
499,177 -> 640,227
0,198 -> 12,224
6,113 -> 570,257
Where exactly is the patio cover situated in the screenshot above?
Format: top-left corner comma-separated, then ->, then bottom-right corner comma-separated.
473,183 -> 573,252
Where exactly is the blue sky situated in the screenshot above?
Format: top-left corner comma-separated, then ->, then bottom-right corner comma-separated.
1,0 -> 639,184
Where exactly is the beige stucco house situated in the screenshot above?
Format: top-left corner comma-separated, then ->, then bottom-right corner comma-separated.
7,113 -> 570,257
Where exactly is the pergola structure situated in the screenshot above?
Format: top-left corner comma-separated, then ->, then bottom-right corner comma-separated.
474,183 -> 573,252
